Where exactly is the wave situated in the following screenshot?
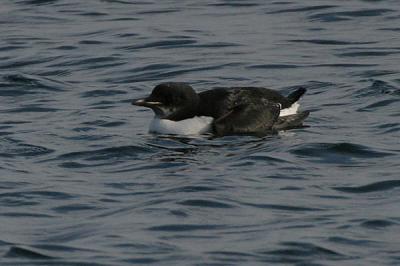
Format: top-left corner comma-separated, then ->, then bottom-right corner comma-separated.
334,179 -> 400,193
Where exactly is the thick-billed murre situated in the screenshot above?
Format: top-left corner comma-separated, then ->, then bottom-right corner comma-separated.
132,82 -> 309,136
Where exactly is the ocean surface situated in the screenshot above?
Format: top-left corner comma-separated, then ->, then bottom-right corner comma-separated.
1,0 -> 400,265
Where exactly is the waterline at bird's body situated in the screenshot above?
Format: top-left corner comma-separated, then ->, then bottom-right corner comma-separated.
148,102 -> 300,135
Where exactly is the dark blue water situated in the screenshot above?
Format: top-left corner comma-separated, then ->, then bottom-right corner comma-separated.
1,0 -> 400,265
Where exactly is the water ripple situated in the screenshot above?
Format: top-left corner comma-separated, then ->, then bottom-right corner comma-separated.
5,246 -> 54,259
289,39 -> 375,45
177,199 -> 234,209
338,50 -> 399,57
267,5 -> 337,14
309,8 -> 394,22
55,145 -> 153,168
291,142 -> 393,164
258,242 -> 347,263
355,80 -> 399,97
334,180 -> 400,193
361,219 -> 398,229
17,0 -> 59,6
241,202 -> 324,212
0,137 -> 53,157
328,236 -> 380,246
1,1 -> 400,265
247,64 -> 299,69
0,190 -> 74,200
118,39 -> 197,51
148,224 -> 225,232
358,98 -> 399,111
0,73 -> 66,96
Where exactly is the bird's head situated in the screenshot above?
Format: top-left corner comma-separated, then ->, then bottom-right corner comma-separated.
132,82 -> 199,120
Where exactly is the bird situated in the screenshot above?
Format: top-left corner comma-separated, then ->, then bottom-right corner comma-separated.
132,82 -> 309,137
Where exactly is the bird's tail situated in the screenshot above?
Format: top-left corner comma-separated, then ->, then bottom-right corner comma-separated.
287,87 -> 306,104
273,110 -> 310,131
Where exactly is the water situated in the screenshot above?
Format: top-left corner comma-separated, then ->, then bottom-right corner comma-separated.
1,0 -> 399,265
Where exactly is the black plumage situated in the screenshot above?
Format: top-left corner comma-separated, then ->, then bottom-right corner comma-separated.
132,82 -> 309,136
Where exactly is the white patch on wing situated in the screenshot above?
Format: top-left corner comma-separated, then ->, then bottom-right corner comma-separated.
279,102 -> 300,117
149,116 -> 214,135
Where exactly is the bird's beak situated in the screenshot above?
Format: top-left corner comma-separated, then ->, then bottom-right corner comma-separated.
131,98 -> 162,108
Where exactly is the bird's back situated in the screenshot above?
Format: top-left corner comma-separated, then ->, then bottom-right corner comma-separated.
198,87 -> 292,118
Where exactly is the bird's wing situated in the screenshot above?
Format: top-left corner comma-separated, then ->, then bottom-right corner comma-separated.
213,98 -> 280,136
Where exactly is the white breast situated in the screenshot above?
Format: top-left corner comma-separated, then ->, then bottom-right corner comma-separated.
279,102 -> 300,117
149,116 -> 214,135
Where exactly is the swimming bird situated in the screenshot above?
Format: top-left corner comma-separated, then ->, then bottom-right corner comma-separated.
132,82 -> 309,136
